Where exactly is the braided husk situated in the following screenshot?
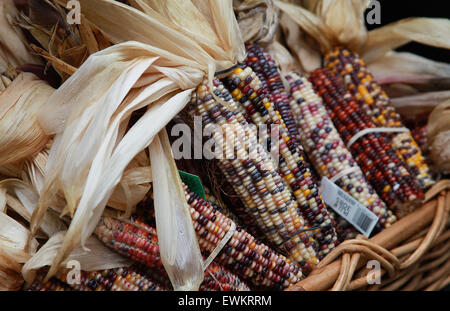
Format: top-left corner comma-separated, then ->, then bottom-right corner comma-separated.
285,180 -> 450,291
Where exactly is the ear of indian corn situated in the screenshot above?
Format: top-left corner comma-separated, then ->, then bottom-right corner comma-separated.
95,216 -> 251,291
309,69 -> 423,217
325,47 -> 435,190
183,183 -> 305,289
57,265 -> 168,291
242,44 -> 323,184
206,178 -> 266,240
188,78 -> 324,263
27,276 -> 73,291
245,44 -> 302,145
285,71 -> 397,233
221,67 -> 338,258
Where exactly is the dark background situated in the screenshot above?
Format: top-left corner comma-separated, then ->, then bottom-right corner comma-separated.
365,0 -> 450,63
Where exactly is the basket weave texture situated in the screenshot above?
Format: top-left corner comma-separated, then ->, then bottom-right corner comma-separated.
286,180 -> 450,291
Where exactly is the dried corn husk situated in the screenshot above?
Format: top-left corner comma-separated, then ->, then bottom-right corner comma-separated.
1,145 -> 151,218
390,90 -> 450,123
0,74 -> 12,93
426,101 -> 450,174
368,51 -> 450,122
21,231 -> 132,286
233,0 -> 278,44
0,0 -> 41,75
30,0 -> 244,291
0,179 -> 66,237
17,0 -> 111,81
0,73 -> 54,167
275,0 -> 450,117
106,151 -> 152,216
0,211 -> 38,290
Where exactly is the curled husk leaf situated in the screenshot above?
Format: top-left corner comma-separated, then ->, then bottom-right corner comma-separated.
278,12 -> 321,74
31,0 -> 244,291
427,100 -> 450,174
16,0 -> 111,81
106,150 -> 152,216
0,73 -> 54,167
275,0 -> 450,84
0,0 -> 41,75
0,211 -> 38,290
390,90 -> 450,123
0,178 -> 66,237
21,231 -> 132,285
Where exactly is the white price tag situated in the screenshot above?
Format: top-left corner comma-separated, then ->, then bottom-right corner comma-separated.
319,177 -> 378,237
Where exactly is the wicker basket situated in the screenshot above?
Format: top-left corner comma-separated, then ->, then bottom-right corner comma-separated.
285,180 -> 450,291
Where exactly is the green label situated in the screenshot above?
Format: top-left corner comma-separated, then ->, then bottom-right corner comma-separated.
179,170 -> 206,200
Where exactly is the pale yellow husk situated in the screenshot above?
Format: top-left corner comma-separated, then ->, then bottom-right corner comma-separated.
0,211 -> 38,290
0,179 -> 66,238
21,231 -> 132,286
0,0 -> 41,74
0,73 -> 54,167
30,0 -> 244,291
234,0 -> 279,44
275,0 -> 450,112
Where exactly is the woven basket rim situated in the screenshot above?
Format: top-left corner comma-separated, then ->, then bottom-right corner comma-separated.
287,180 -> 450,291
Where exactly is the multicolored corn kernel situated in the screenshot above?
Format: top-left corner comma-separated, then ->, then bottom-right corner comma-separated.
57,264 -> 168,291
285,71 -> 396,231
184,183 -> 306,289
188,78 -> 326,264
221,67 -> 338,258
309,69 -> 423,217
325,47 -> 435,190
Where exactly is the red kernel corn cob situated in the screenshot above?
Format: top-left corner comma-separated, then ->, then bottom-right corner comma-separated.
325,47 -> 435,190
309,69 -> 423,217
95,217 -> 164,271
188,78 -> 324,263
285,72 -> 397,232
95,216 -> 250,291
221,69 -> 338,258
